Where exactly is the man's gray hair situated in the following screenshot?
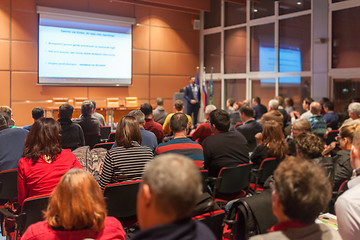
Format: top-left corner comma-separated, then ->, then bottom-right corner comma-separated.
349,102 -> 360,118
205,105 -> 217,115
0,112 -> 8,127
268,99 -> 279,110
81,100 -> 94,116
142,154 -> 202,219
128,109 -> 145,125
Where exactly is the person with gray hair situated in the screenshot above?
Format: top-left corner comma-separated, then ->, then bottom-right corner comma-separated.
0,112 -> 28,171
259,99 -> 284,128
308,101 -> 327,136
133,154 -> 216,240
342,102 -> 360,127
190,104 -> 217,144
73,101 -> 101,148
90,100 -> 106,126
112,109 -> 157,153
153,97 -> 168,125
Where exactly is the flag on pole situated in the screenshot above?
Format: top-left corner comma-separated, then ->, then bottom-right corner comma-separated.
209,68 -> 214,105
195,67 -> 200,86
202,68 -> 207,111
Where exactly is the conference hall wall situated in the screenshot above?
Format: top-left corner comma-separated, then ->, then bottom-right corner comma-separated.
0,0 -> 199,126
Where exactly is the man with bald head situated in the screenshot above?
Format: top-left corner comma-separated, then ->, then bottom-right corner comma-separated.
307,101 -> 327,136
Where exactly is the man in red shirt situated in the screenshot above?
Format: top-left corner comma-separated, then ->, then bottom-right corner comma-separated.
140,103 -> 164,144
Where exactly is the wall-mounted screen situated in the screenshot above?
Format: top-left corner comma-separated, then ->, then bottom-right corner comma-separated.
37,7 -> 134,86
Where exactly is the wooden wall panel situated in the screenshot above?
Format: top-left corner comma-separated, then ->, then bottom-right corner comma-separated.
142,0 -> 210,12
150,8 -> 195,30
0,71 -> 10,106
35,0 -> 89,12
150,75 -> 188,99
150,51 -> 198,75
135,5 -> 150,25
11,11 -> 37,41
88,86 -> 129,100
133,50 -> 150,74
11,41 -> 37,71
0,0 -> 10,9
89,0 -> 135,17
129,75 -> 150,98
0,9 -> 10,39
11,101 -> 54,126
0,40 -> 10,70
12,0 -> 36,11
150,27 -> 198,53
133,25 -> 150,50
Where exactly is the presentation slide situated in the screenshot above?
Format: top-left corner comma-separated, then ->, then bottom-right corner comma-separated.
38,19 -> 132,86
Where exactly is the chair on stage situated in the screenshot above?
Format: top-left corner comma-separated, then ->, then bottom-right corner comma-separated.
106,98 -> 120,108
52,98 -> 69,106
125,97 -> 138,108
73,97 -> 88,108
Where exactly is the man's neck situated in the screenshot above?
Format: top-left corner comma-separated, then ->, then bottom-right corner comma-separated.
173,131 -> 187,139
244,117 -> 254,123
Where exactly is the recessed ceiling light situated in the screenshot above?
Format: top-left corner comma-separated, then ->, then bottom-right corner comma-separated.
253,9 -> 258,12
297,1 -> 302,5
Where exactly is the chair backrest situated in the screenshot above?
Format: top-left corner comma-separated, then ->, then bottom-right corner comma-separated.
193,210 -> 225,240
0,169 -> 18,201
73,97 -> 88,108
52,98 -> 69,106
200,169 -> 208,193
100,126 -> 111,141
106,98 -> 120,108
84,134 -> 100,149
94,142 -> 114,150
326,130 -> 339,145
18,195 -> 50,235
217,163 -> 253,195
108,132 -> 116,142
258,158 -> 278,184
125,97 -> 138,108
103,180 -> 141,220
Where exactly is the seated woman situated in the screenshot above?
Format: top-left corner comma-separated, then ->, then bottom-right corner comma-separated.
250,120 -> 287,168
99,116 -> 153,189
21,169 -> 126,240
17,118 -> 82,206
286,118 -> 312,156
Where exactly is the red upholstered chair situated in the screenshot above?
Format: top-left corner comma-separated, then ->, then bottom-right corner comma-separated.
250,157 -> 278,192
0,169 -> 18,203
108,132 -> 116,142
103,180 -> 141,229
193,210 -> 226,240
93,142 -> 114,150
211,163 -> 253,204
100,126 -> 112,142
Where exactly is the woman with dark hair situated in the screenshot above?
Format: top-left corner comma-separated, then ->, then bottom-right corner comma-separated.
21,169 -> 125,240
17,118 -> 82,206
99,116 -> 153,189
250,120 -> 287,168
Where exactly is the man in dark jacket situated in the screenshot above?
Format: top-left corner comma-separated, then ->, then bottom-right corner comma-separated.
134,154 -> 215,240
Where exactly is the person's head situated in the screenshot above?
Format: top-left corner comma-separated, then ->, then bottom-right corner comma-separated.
189,76 -> 196,85
338,123 -> 360,150
140,103 -> 153,117
81,101 -> 94,116
45,169 -> 107,232
240,105 -> 255,122
310,101 -> 321,115
351,129 -> 360,169
90,100 -> 97,111
252,97 -> 261,105
174,100 -> 184,112
209,109 -> 230,133
226,98 -> 236,108
324,101 -> 334,112
23,118 -> 62,163
0,106 -> 12,119
274,96 -> 284,107
272,157 -> 332,224
170,113 -> 188,134
284,98 -> 294,107
0,112 -> 9,128
204,105 -> 216,120
292,119 -> 312,137
58,103 -> 74,119
262,120 -> 287,160
128,109 -> 145,125
31,107 -> 44,121
295,132 -> 324,159
115,115 -> 142,147
348,102 -> 360,120
302,97 -> 314,111
156,97 -> 164,106
320,97 -> 330,105
137,154 -> 202,230
268,99 -> 279,111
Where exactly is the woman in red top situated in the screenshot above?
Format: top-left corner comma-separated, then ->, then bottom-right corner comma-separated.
21,169 -> 125,240
17,118 -> 83,206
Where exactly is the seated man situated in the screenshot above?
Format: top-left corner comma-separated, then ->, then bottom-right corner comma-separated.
140,103 -> 164,144
73,101 -> 101,148
190,104 -> 216,145
307,101 -> 327,136
163,100 -> 192,135
58,103 -> 85,151
323,101 -> 339,130
0,112 -> 28,171
202,109 -> 249,177
133,154 -> 216,240
335,129 -> 360,240
251,157 -> 340,240
23,107 -> 44,131
153,97 -> 168,125
156,113 -> 204,168
236,105 -> 262,151
260,99 -> 284,128
90,100 -> 106,126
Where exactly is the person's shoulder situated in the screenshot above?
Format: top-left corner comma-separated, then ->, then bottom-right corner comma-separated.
21,220 -> 52,239
249,231 -> 284,240
195,221 -> 216,240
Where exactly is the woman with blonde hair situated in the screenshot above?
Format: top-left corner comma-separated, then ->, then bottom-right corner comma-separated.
21,169 -> 125,239
99,115 -> 153,189
250,120 -> 287,168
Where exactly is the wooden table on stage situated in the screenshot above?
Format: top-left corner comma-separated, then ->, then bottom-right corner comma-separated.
44,106 -> 138,125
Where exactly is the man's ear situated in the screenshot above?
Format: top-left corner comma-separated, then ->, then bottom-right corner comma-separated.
141,184 -> 152,206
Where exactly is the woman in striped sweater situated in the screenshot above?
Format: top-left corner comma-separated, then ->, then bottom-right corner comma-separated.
99,116 -> 153,189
